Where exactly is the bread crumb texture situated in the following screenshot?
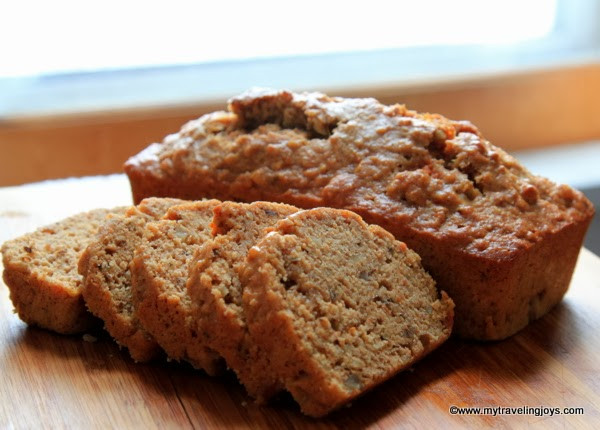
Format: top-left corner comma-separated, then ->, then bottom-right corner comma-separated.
241,208 -> 454,416
188,201 -> 298,400
131,200 -> 224,375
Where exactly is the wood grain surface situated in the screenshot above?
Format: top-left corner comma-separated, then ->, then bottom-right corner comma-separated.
1,176 -> 599,429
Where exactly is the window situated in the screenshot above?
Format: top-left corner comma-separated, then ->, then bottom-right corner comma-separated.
0,0 -> 598,116
2,0 -> 559,77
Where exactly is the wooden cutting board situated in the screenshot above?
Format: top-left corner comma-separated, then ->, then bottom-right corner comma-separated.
1,176 -> 599,429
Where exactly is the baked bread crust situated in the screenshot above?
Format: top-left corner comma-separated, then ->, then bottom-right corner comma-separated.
124,88 -> 595,339
187,201 -> 298,401
78,198 -> 185,361
131,200 -> 224,375
241,208 -> 454,417
1,208 -> 124,334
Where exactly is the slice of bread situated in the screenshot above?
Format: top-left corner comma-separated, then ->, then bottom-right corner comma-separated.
187,201 -> 298,401
78,197 -> 185,362
131,200 -> 224,375
1,208 -> 125,334
241,208 -> 454,417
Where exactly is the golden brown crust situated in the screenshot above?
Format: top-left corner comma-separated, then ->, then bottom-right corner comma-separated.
131,200 -> 224,375
187,201 -> 298,401
79,198 -> 185,361
125,88 -> 595,339
241,208 -> 454,417
1,208 -> 125,334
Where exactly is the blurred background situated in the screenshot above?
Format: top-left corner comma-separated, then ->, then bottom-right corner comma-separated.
0,0 -> 598,249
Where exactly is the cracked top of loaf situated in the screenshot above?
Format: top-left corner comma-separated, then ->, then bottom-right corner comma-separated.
125,88 -> 594,258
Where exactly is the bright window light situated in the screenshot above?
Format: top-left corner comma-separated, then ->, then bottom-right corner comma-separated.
0,0 -> 557,78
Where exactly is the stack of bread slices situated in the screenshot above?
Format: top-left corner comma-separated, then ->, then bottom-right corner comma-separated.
1,197 -> 453,417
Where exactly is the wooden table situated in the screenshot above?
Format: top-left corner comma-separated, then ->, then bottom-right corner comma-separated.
1,176 -> 599,429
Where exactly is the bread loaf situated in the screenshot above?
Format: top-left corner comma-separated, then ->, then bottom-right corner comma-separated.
124,88 -> 595,339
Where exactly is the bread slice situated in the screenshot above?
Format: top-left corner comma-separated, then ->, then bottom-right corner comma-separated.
241,208 -> 454,417
131,200 -> 224,375
187,201 -> 298,401
78,197 -> 185,362
1,208 -> 125,334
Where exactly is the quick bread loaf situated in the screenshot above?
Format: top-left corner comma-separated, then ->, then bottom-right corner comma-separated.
124,88 -> 595,340
187,201 -> 298,401
241,208 -> 454,417
131,200 -> 224,375
1,208 -> 125,334
78,197 -> 185,361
